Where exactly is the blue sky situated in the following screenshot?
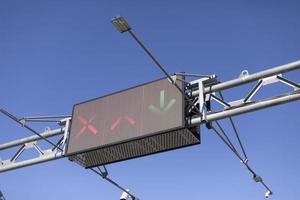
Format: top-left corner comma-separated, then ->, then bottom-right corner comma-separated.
1,0 -> 300,199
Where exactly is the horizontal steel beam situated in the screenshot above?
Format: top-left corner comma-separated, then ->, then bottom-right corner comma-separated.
192,60 -> 300,96
191,90 -> 300,124
0,151 -> 64,173
0,128 -> 64,151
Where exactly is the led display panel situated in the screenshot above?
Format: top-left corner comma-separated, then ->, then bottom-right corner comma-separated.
66,76 -> 200,167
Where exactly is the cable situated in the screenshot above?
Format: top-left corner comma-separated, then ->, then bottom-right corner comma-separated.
210,121 -> 273,196
218,91 -> 248,160
211,125 -> 243,162
214,121 -> 240,157
228,117 -> 248,160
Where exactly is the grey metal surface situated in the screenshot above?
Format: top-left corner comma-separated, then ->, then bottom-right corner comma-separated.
0,128 -> 64,151
191,60 -> 300,96
190,90 -> 300,124
0,118 -> 70,173
0,151 -> 64,173
70,127 -> 200,168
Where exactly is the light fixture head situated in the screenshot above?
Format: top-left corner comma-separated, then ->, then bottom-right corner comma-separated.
112,16 -> 131,33
120,189 -> 131,200
265,190 -> 273,198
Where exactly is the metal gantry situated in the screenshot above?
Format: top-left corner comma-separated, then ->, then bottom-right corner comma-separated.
0,116 -> 69,173
188,60 -> 300,125
0,112 -> 139,199
0,16 -> 300,199
2,61 -> 299,173
0,60 -> 299,196
184,60 -> 300,197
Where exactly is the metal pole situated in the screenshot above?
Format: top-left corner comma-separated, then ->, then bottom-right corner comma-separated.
0,128 -> 64,151
127,30 -> 187,98
190,91 -> 300,125
191,60 -> 300,96
23,115 -> 71,119
0,151 -> 64,173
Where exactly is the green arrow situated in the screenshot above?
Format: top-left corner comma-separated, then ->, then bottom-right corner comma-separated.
148,90 -> 176,114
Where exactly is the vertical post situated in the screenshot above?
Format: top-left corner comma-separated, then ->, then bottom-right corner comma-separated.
61,117 -> 72,154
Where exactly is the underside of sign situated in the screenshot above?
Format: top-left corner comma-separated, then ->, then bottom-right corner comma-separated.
70,127 -> 199,167
66,76 -> 200,168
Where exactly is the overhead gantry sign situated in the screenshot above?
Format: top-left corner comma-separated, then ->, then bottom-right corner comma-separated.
67,75 -> 200,168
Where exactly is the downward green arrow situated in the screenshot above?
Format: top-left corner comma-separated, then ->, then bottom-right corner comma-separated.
148,90 -> 176,114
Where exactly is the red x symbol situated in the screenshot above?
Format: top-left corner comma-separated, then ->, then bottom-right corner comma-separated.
110,115 -> 136,131
75,114 -> 98,139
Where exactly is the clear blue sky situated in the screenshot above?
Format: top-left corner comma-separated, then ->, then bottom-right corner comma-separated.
1,0 -> 300,199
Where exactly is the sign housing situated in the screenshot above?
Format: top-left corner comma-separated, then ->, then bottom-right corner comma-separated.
67,76 -> 200,167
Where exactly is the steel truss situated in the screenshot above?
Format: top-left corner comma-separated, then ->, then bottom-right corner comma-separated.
0,61 -> 300,170
0,60 -> 299,198
0,118 -> 69,173
0,61 -> 299,173
187,60 -> 300,125
184,60 -> 300,196
0,113 -> 138,199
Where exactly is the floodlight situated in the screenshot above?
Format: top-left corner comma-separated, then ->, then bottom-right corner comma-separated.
112,16 -> 131,33
120,189 -> 130,200
265,190 -> 273,198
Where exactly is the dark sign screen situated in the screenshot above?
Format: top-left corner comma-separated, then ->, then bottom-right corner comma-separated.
67,77 -> 184,155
